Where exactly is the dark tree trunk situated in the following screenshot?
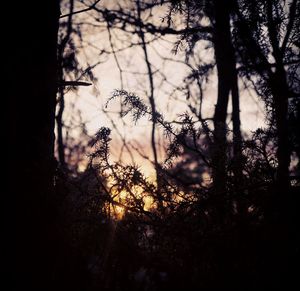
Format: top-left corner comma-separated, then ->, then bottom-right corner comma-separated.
212,0 -> 242,192
270,68 -> 290,190
212,0 -> 231,193
137,0 -> 163,209
231,68 -> 243,183
266,1 -> 290,190
7,1 -> 60,289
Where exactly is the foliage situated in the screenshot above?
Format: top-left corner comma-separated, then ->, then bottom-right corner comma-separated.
49,0 -> 300,290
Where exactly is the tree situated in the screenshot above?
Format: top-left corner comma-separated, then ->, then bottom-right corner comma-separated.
7,1 -> 61,289
5,1 -> 296,290
211,0 -> 243,193
233,0 -> 300,190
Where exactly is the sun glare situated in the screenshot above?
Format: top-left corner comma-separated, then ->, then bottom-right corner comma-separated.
108,180 -> 156,220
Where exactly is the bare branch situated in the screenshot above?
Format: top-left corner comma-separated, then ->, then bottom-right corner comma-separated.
60,0 -> 101,18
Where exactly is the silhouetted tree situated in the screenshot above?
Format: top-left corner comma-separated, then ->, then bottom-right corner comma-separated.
211,0 -> 243,193
6,1 -> 297,290
7,0 -> 60,290
233,0 -> 300,189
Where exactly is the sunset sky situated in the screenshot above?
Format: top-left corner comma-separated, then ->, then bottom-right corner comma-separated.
60,0 -> 266,175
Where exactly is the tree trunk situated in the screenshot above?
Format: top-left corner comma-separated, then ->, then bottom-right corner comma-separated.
270,68 -> 290,190
266,1 -> 290,190
137,0 -> 163,208
231,68 -> 243,183
212,0 -> 242,192
7,1 -> 60,289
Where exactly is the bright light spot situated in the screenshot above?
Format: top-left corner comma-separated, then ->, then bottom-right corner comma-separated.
143,196 -> 154,211
201,172 -> 212,187
113,205 -> 125,220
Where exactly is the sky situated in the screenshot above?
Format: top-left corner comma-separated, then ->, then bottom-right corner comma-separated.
60,0 -> 266,176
